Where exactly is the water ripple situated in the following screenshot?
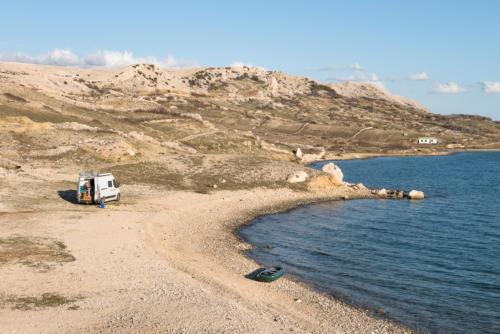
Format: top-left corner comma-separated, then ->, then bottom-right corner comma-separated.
240,152 -> 500,334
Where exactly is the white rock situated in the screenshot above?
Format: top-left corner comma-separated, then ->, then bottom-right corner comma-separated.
354,183 -> 366,190
377,188 -> 387,196
321,163 -> 343,184
408,190 -> 424,200
295,148 -> 303,159
286,171 -> 308,183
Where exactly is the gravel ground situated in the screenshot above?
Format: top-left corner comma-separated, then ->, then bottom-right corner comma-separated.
0,171 -> 412,333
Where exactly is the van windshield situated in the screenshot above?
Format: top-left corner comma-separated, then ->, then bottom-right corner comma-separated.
113,179 -> 119,188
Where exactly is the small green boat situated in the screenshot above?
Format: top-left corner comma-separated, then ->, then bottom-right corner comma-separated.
256,267 -> 284,282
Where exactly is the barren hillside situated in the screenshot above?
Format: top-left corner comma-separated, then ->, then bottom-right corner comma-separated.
1,61 -> 499,191
1,61 -> 499,334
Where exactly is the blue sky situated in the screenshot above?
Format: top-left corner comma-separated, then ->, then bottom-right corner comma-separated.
1,1 -> 499,119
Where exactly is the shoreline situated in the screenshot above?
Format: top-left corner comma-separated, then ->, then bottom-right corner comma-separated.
0,152 -> 444,333
0,154 -> 426,333
236,150 -> 499,333
315,147 -> 500,164
234,197 -> 410,331
144,187 -> 413,333
2,150 -> 478,332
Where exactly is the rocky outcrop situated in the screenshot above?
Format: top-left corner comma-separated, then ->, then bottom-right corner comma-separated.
407,190 -> 424,200
321,163 -> 343,185
377,188 -> 387,196
307,174 -> 343,191
388,190 -> 405,199
286,171 -> 308,183
372,189 -> 405,199
297,148 -> 326,163
328,81 -> 430,112
353,183 -> 367,190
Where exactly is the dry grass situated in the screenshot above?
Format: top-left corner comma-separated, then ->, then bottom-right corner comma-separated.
6,293 -> 80,310
0,236 -> 75,270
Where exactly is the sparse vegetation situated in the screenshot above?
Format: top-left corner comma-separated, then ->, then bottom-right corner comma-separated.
188,70 -> 212,87
6,293 -> 80,310
309,82 -> 339,98
0,236 -> 75,270
0,63 -> 498,181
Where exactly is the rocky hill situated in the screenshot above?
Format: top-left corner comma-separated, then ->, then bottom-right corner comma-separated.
1,61 -> 499,190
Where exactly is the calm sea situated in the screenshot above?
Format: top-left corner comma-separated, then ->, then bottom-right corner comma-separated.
239,151 -> 500,334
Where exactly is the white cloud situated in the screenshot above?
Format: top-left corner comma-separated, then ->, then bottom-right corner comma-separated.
83,50 -> 134,67
0,48 -> 199,69
230,61 -> 251,67
0,49 -> 80,66
317,65 -> 340,71
317,62 -> 365,72
230,61 -> 265,70
40,49 -> 80,66
348,62 -> 364,71
371,81 -> 385,90
327,70 -> 384,89
431,82 -> 466,94
329,70 -> 366,81
83,50 -> 198,69
370,73 -> 379,81
384,75 -> 399,82
409,72 -> 429,81
480,81 -> 500,94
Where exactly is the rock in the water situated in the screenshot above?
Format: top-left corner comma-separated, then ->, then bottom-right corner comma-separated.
377,188 -> 387,196
354,183 -> 366,190
295,148 -> 303,159
408,190 -> 424,200
286,171 -> 308,183
321,163 -> 343,184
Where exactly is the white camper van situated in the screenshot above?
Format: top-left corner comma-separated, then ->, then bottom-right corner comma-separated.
77,171 -> 120,204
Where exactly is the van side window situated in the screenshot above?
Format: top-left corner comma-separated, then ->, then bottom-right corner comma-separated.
108,180 -> 113,188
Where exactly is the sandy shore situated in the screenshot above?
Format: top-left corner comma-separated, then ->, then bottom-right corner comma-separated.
0,165 -> 414,334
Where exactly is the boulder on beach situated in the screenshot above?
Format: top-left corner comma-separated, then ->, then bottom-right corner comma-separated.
307,174 -> 343,190
295,148 -> 303,159
321,163 -> 343,185
286,171 -> 308,183
408,190 -> 424,200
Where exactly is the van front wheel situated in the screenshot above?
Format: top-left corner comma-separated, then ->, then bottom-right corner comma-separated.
116,193 -> 120,202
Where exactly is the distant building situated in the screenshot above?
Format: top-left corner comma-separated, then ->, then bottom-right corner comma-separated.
418,137 -> 438,144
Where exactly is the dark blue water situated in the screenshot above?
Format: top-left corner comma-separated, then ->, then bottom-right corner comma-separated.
239,152 -> 500,334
